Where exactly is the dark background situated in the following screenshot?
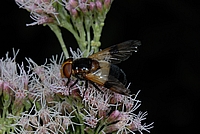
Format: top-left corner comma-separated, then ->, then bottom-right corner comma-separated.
1,0 -> 200,133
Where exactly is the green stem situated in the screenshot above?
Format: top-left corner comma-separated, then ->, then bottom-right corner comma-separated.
86,29 -> 91,56
76,108 -> 85,134
56,2 -> 82,52
48,24 -> 69,59
2,107 -> 6,119
73,111 -> 85,134
91,16 -> 105,53
95,119 -> 104,134
85,15 -> 92,56
75,16 -> 87,54
67,96 -> 84,134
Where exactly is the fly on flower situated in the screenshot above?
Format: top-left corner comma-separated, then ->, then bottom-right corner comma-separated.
61,40 -> 141,95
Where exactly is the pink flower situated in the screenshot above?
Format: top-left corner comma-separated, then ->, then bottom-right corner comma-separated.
1,50 -> 153,133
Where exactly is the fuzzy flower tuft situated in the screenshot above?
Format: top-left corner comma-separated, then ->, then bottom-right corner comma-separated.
0,50 -> 153,133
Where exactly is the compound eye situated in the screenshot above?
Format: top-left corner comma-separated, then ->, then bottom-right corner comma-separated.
61,58 -> 73,78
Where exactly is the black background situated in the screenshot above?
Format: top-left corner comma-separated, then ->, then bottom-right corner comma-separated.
1,0 -> 200,133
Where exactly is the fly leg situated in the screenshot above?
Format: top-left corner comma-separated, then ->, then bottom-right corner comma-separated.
66,78 -> 78,94
90,81 -> 103,93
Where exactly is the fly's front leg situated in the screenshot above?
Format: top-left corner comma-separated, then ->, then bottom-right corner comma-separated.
65,78 -> 78,94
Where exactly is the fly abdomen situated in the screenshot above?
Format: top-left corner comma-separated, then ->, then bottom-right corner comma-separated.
109,64 -> 127,85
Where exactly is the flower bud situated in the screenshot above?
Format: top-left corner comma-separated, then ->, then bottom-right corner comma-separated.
71,8 -> 78,18
12,101 -> 24,115
89,2 -> 95,11
79,3 -> 88,13
0,80 -> 3,96
3,82 -> 11,104
96,0 -> 103,12
127,122 -> 138,132
106,110 -> 120,123
110,93 -> 123,104
98,109 -> 107,118
104,0 -> 111,8
91,40 -> 101,47
104,123 -> 119,133
12,90 -> 27,114
69,0 -> 78,8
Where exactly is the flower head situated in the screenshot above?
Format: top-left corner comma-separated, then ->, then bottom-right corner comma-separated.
0,50 -> 153,133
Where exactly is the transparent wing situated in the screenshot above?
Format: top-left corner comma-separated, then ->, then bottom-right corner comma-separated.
89,40 -> 141,64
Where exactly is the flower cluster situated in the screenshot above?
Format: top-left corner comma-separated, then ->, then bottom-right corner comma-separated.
15,0 -> 111,26
15,0 -> 113,58
0,50 -> 153,133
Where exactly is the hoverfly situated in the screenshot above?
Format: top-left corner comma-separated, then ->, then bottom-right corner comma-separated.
61,40 -> 141,95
